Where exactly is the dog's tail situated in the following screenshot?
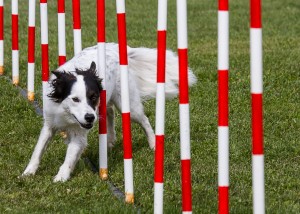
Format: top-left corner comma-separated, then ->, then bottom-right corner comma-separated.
128,47 -> 197,101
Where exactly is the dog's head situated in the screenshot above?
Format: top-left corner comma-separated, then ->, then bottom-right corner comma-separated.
48,62 -> 102,130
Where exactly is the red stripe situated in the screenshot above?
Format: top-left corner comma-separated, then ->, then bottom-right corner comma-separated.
99,90 -> 107,134
251,93 -> 264,154
181,159 -> 192,212
154,135 -> 164,183
12,15 -> 18,50
218,186 -> 229,214
157,30 -> 166,83
218,0 -> 228,11
218,70 -> 229,126
122,113 -> 132,159
250,0 -> 262,28
178,49 -> 189,104
58,56 -> 66,66
97,0 -> 105,42
40,0 -> 47,3
57,0 -> 65,13
117,13 -> 128,65
0,7 -> 3,40
41,44 -> 49,81
28,26 -> 35,63
72,0 -> 81,29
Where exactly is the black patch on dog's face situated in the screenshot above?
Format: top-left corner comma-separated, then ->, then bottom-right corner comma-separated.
48,62 -> 102,107
48,71 -> 77,103
76,62 -> 103,110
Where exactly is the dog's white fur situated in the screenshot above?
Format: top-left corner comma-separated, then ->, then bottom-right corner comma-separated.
22,43 -> 197,182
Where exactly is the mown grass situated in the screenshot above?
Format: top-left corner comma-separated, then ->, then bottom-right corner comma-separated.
0,0 -> 299,213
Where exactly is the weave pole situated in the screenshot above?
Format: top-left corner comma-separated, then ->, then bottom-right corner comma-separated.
27,0 -> 36,101
116,0 -> 134,204
58,0 -> 66,66
40,0 -> 49,111
97,0 -> 108,181
72,0 -> 82,55
176,0 -> 192,213
12,0 -> 19,85
154,0 -> 167,213
218,0 -> 229,213
0,0 -> 3,75
250,0 -> 265,213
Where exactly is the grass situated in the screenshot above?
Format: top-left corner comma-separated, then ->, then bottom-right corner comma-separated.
0,0 -> 299,213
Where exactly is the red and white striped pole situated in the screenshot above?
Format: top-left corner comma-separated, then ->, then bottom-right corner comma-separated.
176,0 -> 192,213
40,0 -> 49,110
12,0 -> 19,85
58,0 -> 66,66
154,0 -> 167,213
97,0 -> 108,181
116,0 -> 134,204
218,0 -> 229,213
72,0 -> 82,55
0,0 -> 3,75
250,0 -> 265,213
27,0 -> 36,101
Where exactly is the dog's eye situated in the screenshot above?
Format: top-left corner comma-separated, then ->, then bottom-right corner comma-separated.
72,97 -> 80,102
91,96 -> 97,101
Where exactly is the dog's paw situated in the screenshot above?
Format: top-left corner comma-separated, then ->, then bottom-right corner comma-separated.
108,141 -> 115,149
107,133 -> 116,149
54,165 -> 71,182
149,143 -> 155,151
21,165 -> 38,177
53,174 -> 70,183
148,135 -> 155,150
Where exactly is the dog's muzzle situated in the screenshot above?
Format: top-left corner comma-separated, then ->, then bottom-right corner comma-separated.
72,114 -> 94,130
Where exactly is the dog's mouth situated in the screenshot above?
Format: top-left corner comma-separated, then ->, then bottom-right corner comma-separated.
72,115 -> 93,130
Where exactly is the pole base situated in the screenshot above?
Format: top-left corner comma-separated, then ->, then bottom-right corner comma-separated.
99,168 -> 108,180
13,76 -> 19,86
125,193 -> 134,204
28,91 -> 35,102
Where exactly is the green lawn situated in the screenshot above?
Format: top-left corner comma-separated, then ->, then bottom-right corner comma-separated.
0,0 -> 299,213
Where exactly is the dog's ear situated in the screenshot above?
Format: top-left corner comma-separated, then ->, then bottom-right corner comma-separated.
51,70 -> 77,82
75,63 -> 103,92
48,71 -> 77,103
89,61 -> 96,73
87,62 -> 103,91
52,70 -> 62,78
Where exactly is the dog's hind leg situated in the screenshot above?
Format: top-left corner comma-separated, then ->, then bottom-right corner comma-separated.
22,124 -> 54,176
53,134 -> 87,182
112,89 -> 155,150
107,104 -> 116,148
130,103 -> 155,150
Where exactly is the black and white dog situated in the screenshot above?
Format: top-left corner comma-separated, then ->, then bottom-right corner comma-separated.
22,43 -> 197,182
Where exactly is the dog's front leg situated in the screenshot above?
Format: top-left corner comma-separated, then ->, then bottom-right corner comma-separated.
53,135 -> 87,182
22,124 -> 54,176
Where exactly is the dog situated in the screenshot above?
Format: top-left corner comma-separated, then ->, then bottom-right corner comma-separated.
22,43 -> 197,182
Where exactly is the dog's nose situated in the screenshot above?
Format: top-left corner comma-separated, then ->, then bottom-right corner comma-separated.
85,113 -> 95,123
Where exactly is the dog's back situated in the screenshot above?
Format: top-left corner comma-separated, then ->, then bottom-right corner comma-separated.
55,43 -> 197,103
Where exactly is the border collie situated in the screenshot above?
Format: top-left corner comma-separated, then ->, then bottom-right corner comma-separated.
22,43 -> 197,182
